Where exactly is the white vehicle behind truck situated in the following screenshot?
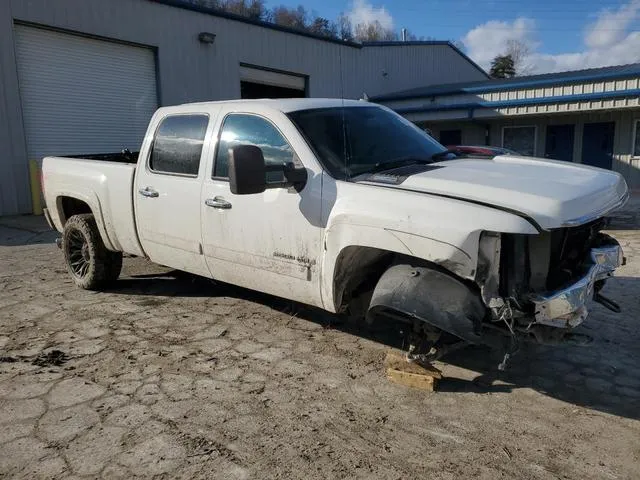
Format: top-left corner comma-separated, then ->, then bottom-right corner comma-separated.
42,99 -> 628,362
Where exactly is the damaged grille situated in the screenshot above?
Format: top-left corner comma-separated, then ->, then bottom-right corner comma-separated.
500,218 -> 607,301
546,218 -> 606,290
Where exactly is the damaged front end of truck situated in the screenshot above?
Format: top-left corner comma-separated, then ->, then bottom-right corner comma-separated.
476,219 -> 624,346
366,218 -> 624,364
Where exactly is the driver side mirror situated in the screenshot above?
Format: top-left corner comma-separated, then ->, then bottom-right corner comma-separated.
229,145 -> 266,195
228,144 -> 309,195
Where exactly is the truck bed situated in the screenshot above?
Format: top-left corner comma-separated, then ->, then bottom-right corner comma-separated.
42,155 -> 145,257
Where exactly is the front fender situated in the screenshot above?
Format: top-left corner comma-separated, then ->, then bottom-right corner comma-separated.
320,222 -> 479,312
367,264 -> 486,344
321,224 -> 411,311
386,229 -> 476,277
320,181 -> 540,313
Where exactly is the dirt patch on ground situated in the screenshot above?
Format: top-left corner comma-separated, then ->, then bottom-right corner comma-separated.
32,350 -> 69,367
0,217 -> 639,479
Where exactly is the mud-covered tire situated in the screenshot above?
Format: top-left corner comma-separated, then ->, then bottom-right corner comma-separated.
62,214 -> 123,290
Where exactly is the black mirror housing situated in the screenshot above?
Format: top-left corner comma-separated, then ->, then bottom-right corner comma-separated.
229,145 -> 266,195
283,163 -> 307,184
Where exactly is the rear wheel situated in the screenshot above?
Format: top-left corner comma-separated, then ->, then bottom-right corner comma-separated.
62,214 -> 122,290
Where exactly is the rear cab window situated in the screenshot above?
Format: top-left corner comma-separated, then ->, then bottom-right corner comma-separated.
149,114 -> 209,176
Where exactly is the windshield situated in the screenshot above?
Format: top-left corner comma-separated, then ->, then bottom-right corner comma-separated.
287,106 -> 447,179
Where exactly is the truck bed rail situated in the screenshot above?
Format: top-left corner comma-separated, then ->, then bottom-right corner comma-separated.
65,151 -> 139,163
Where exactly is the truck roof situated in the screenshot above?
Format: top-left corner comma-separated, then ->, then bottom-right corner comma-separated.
177,98 -> 372,113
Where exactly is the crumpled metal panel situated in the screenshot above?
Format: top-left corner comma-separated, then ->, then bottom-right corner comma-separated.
367,264 -> 486,344
532,243 -> 623,326
591,244 -> 625,280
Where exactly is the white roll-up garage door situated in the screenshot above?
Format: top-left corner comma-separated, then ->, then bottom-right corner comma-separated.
14,25 -> 158,159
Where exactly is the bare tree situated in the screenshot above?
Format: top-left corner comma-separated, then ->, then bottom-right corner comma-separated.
505,39 -> 533,76
337,14 -> 354,41
271,5 -> 308,29
218,0 -> 268,20
187,1 -> 429,42
402,30 -> 445,42
403,29 -> 425,41
186,0 -> 223,8
308,16 -> 338,38
353,20 -> 397,42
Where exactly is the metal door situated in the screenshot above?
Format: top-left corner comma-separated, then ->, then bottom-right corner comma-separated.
581,122 -> 615,169
545,124 -> 575,161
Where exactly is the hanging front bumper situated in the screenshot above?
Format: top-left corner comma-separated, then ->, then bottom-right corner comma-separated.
531,243 -> 624,328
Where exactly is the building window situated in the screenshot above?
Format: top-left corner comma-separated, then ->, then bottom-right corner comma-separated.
439,129 -> 462,147
214,113 -> 294,183
502,126 -> 536,156
633,120 -> 640,157
149,115 -> 209,176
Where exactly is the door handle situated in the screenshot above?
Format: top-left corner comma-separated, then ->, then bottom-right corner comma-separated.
205,197 -> 232,209
139,187 -> 159,198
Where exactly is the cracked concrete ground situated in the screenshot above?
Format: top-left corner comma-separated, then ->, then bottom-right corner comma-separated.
0,202 -> 639,479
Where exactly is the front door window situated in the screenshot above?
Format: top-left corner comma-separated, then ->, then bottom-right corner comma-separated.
214,113 -> 294,183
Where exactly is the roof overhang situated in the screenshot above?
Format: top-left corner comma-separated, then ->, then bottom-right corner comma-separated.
373,64 -> 640,102
397,88 -> 640,116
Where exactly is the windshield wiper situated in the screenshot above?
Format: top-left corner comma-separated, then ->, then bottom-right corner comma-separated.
430,149 -> 459,160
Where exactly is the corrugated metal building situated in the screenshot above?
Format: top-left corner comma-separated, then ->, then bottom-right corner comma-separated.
374,64 -> 640,189
0,0 -> 487,216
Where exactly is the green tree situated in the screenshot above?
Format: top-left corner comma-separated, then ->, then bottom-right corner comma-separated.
490,54 -> 516,79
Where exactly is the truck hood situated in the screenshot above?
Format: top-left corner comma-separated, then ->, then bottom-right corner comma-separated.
357,155 -> 628,230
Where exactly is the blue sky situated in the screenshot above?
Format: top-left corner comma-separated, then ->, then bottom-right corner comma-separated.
264,0 -> 640,73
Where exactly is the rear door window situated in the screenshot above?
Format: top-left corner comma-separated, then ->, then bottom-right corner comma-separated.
149,115 -> 209,175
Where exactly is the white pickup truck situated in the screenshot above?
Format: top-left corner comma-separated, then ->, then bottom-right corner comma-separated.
42,98 -> 628,361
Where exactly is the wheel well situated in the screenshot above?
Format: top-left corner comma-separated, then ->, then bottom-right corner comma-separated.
57,197 -> 92,225
333,246 -> 396,313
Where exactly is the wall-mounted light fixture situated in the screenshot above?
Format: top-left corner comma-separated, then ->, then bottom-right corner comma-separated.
198,32 -> 216,44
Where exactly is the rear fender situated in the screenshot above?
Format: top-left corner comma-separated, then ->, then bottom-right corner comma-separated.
54,190 -> 116,251
367,264 -> 486,344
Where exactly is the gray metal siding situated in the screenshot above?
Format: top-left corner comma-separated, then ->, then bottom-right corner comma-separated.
0,0 -> 486,215
0,2 -> 31,216
358,45 -> 488,97
7,0 -> 486,102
